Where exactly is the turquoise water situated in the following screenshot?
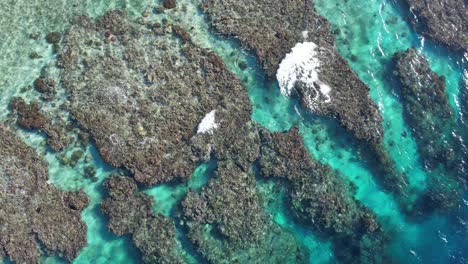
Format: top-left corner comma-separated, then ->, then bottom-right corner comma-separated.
0,0 -> 467,263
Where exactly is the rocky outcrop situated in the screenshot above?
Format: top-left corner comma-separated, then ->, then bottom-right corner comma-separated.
401,0 -> 467,52
258,127 -> 389,264
201,0 -> 383,145
59,10 -> 254,186
0,125 -> 88,263
101,176 -> 184,264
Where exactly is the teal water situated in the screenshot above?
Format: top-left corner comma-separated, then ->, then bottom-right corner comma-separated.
0,0 -> 467,263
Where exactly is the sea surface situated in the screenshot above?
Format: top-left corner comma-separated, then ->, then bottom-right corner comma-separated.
0,0 -> 466,263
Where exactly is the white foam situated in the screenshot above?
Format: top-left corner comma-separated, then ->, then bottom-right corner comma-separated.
276,42 -> 332,110
301,30 -> 309,39
197,110 -> 219,134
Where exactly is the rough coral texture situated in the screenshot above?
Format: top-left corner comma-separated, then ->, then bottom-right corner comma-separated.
258,127 -> 389,264
101,176 -> 184,264
0,125 -> 88,263
201,0 -> 383,144
401,0 -> 467,52
187,221 -> 309,264
59,10 -> 253,186
183,161 -> 266,244
393,48 -> 455,169
393,48 -> 463,212
9,97 -> 72,151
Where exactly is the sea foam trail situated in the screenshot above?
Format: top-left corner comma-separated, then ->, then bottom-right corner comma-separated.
276,42 -> 331,107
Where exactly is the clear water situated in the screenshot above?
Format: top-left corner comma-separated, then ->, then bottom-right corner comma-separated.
0,0 -> 466,263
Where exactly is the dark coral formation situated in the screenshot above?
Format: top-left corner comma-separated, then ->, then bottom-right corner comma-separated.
393,48 -> 455,170
34,76 -> 56,95
202,0 -> 383,145
400,0 -> 467,52
58,10 -> 253,186
202,0 -> 333,77
46,32 -> 62,44
9,97 -> 72,151
101,176 -> 184,263
258,127 -> 389,263
0,125 -> 88,263
393,48 -> 464,212
162,0 -> 177,10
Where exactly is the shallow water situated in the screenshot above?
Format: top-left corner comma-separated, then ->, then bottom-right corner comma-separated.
0,0 -> 467,263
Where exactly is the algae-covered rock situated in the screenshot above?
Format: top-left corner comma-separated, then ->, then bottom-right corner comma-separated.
400,0 -> 467,52
0,125 -> 88,263
393,48 -> 464,213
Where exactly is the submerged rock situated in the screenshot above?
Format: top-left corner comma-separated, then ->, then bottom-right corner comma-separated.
101,176 -> 184,263
393,48 -> 455,169
34,76 -> 56,94
162,0 -> 177,10
187,221 -> 309,264
393,48 -> 463,212
400,0 -> 467,52
202,0 -> 383,144
0,125 -> 88,263
258,127 -> 390,264
46,32 -> 62,44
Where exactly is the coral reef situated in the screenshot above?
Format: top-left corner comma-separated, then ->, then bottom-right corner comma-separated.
400,0 -> 467,52
201,0 -> 383,145
101,176 -> 184,263
0,125 -> 88,263
257,127 -> 389,263
58,10 -> 253,186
